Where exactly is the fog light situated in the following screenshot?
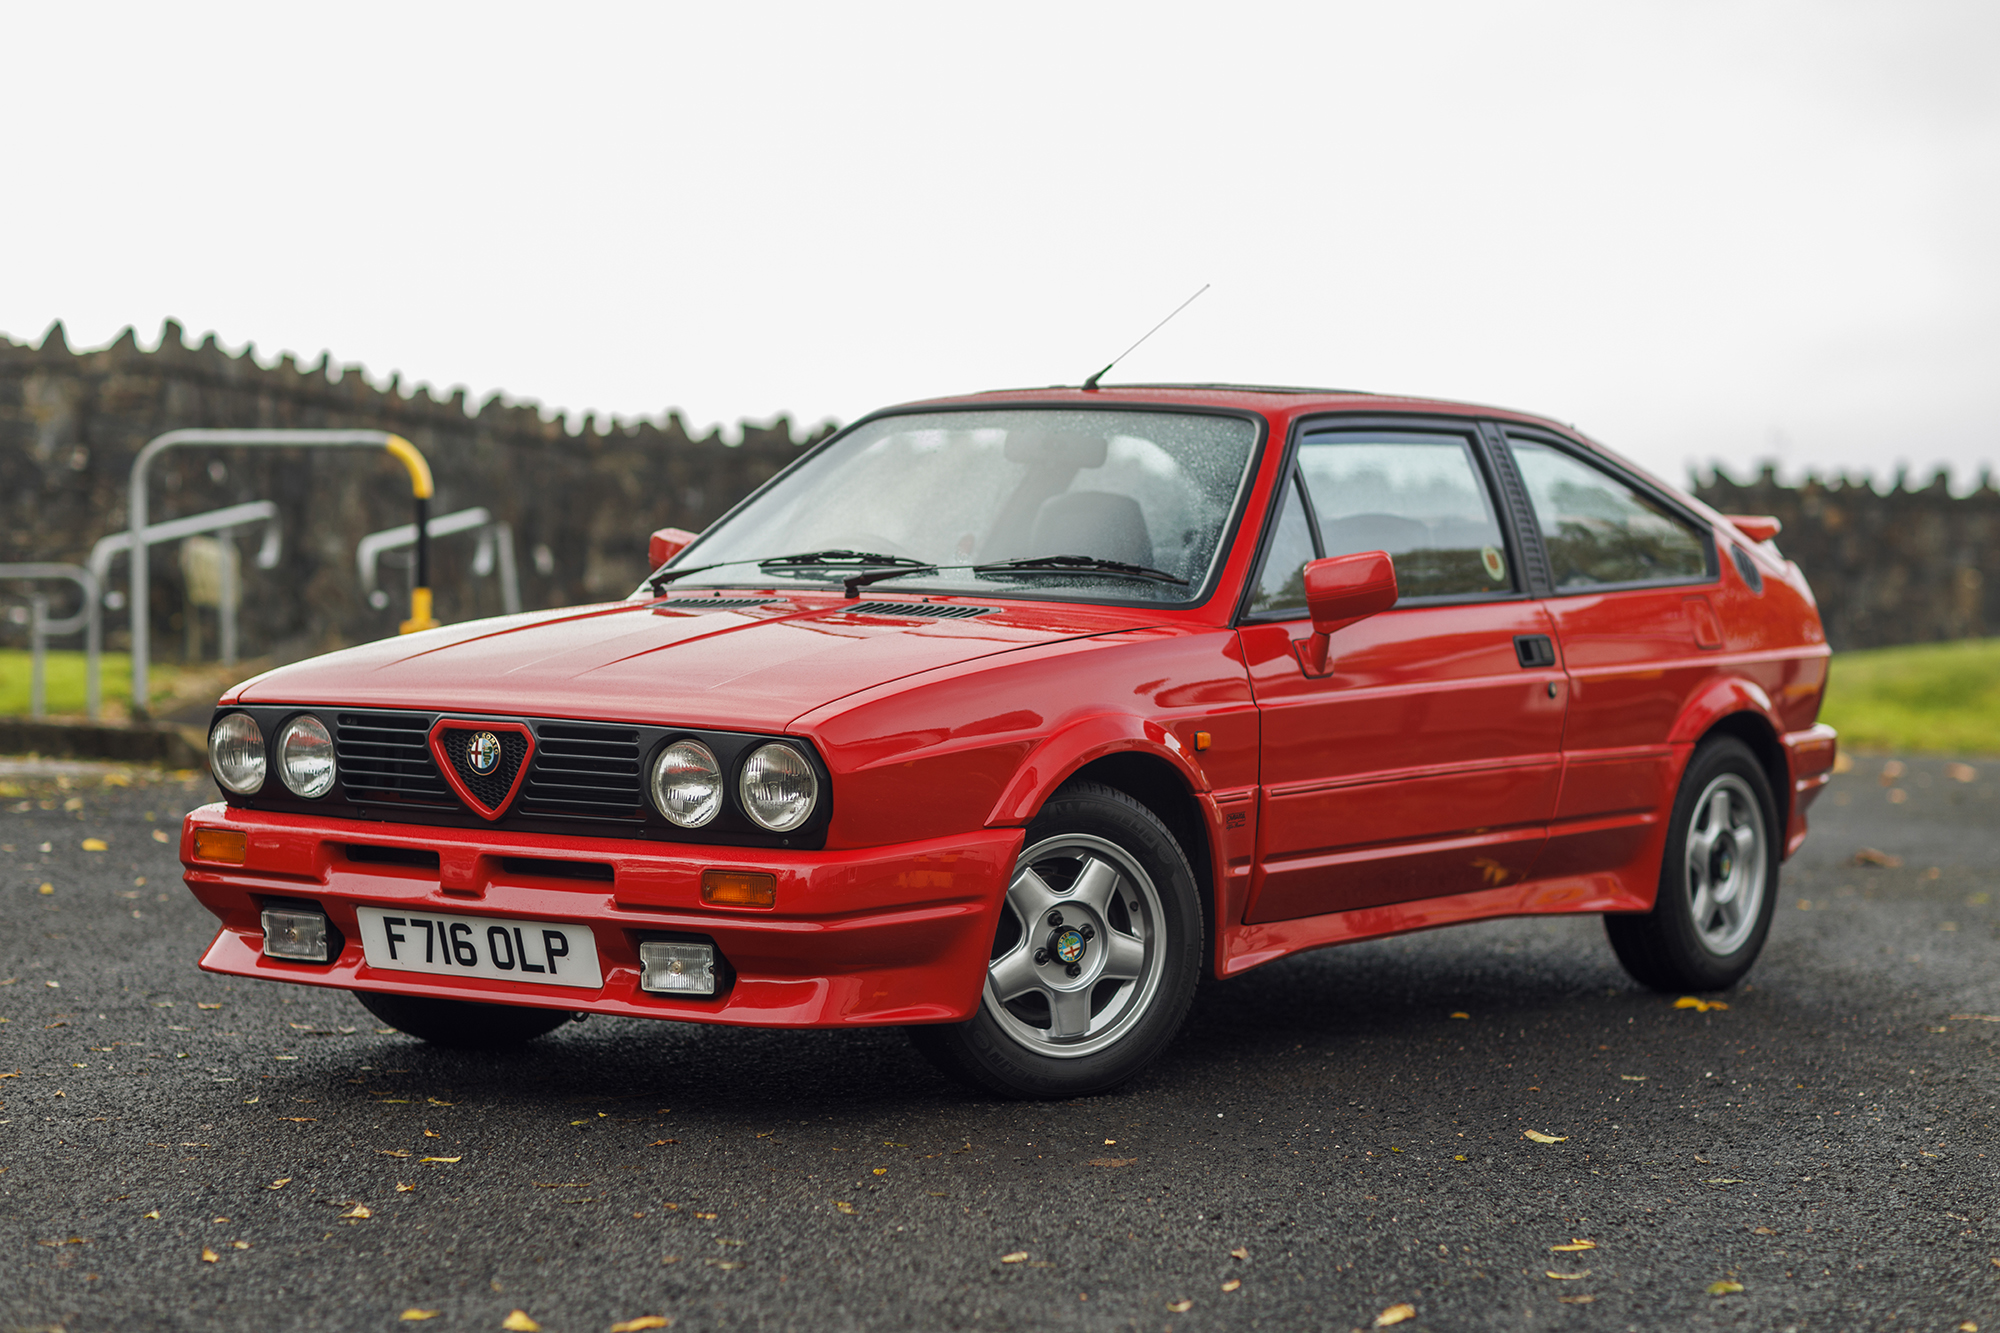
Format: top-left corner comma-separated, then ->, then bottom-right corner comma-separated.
193,828 -> 248,864
701,869 -> 776,908
261,907 -> 331,962
639,941 -> 717,995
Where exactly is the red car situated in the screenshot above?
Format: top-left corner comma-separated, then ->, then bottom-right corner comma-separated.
183,385 -> 1836,1098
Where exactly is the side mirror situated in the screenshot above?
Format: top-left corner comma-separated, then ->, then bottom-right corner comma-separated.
1295,550 -> 1398,677
648,527 -> 698,570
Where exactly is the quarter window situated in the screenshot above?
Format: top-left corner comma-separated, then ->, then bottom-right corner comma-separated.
1509,438 -> 1707,589
1248,475 -> 1315,614
1294,431 -> 1514,599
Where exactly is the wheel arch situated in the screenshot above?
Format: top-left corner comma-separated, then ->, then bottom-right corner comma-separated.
1696,710 -> 1790,838
1063,751 -> 1218,974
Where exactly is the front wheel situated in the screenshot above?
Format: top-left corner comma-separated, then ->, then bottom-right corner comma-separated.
908,782 -> 1204,1099
351,990 -> 572,1049
1605,736 -> 1780,991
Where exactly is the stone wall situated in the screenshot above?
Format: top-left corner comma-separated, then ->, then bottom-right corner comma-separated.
3,320 -> 1991,660
0,321 -> 822,661
1693,467 -> 1999,651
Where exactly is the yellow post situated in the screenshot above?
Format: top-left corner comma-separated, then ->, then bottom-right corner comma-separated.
382,435 -> 440,633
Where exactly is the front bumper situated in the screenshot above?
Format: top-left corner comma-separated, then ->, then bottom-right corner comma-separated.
181,804 -> 1021,1027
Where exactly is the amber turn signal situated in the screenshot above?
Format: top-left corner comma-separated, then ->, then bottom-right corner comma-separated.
192,828 -> 248,864
701,869 -> 776,908
1194,731 -> 1212,751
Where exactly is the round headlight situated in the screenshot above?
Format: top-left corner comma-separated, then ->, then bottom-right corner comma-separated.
739,742 -> 818,832
209,711 -> 266,795
651,739 -> 722,828
277,714 -> 337,798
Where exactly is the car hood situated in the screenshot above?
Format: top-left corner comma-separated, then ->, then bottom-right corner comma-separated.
231,595 -> 1146,731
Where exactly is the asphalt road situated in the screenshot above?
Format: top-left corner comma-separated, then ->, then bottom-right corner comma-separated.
1,753 -> 1996,1333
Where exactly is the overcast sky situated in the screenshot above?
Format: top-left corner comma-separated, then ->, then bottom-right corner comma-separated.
6,1 -> 1996,490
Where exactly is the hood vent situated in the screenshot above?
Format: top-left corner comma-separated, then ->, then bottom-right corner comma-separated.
659,597 -> 777,611
849,602 -> 995,619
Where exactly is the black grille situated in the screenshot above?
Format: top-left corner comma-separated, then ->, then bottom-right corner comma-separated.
437,727 -> 530,810
336,713 -> 458,809
518,723 -> 645,822
850,602 -> 995,619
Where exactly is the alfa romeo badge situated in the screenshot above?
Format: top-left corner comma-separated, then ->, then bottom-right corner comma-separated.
466,730 -> 502,774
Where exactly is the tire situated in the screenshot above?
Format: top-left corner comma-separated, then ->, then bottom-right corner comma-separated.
908,781 -> 1204,1099
1605,735 -> 1780,992
351,989 -> 571,1049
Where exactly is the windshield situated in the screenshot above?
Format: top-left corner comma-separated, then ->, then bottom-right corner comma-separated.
647,408 -> 1261,604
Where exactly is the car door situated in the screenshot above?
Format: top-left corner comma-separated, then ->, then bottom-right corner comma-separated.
1497,430 -> 1721,881
1237,420 -> 1568,923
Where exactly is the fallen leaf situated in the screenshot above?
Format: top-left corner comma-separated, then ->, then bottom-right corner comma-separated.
39,885 -> 53,896
646,1139 -> 678,1146
1852,847 -> 1902,868
873,1168 -> 888,1176
1947,763 -> 1978,783
419,1156 -> 461,1163
399,1312 -> 440,1322
153,829 -> 170,843
1559,1294 -> 1596,1304
535,1182 -> 592,1189
1751,1226 -> 1777,1235
1000,1251 -> 1029,1263
280,1117 -> 317,1123
1222,1278 -> 1242,1292
1450,1011 -> 1470,1019
1707,1280 -> 1744,1296
1704,1178 -> 1748,1185
502,1313 -> 542,1332
1674,997 -> 1729,1012
1230,1246 -> 1250,1260
379,1150 -> 412,1159
1089,1157 -> 1137,1168
705,1259 -> 743,1270
833,1201 -> 858,1215
1374,1303 -> 1416,1327
1956,1323 -> 1976,1333
81,838 -> 107,851
142,1210 -> 159,1219
693,1211 -> 717,1219
1619,1074 -> 1647,1082
197,1003 -> 221,1010
231,1241 -> 250,1251
1546,1269 -> 1591,1280
1454,1154 -> 1468,1161
1523,1130 -> 1569,1144
1951,1014 -> 2000,1023
397,1183 -> 415,1193
610,1319 -> 671,1332
200,1247 -> 219,1262
1550,1239 -> 1596,1252
1167,1299 -> 1193,1312
428,1097 -> 455,1106
340,1204 -> 372,1221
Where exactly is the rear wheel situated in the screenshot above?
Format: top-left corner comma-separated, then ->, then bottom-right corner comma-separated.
908,781 -> 1203,1099
1605,736 -> 1779,991
351,990 -> 571,1049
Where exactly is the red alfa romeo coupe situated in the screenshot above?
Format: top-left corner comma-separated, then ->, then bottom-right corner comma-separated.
182,385 -> 1835,1098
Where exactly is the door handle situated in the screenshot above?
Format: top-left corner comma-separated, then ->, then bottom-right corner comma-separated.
1513,634 -> 1557,669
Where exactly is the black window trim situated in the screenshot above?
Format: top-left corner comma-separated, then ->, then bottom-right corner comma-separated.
1497,426 -> 1720,596
1234,412 -> 1537,625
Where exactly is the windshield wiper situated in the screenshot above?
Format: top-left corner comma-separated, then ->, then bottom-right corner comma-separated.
971,554 -> 1190,586
647,549 -> 933,598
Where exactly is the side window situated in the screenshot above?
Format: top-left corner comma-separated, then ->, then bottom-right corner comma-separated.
1295,431 -> 1513,599
1508,438 -> 1708,589
1248,475 -> 1315,614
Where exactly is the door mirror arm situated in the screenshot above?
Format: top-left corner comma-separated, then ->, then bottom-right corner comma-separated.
1293,550 -> 1399,678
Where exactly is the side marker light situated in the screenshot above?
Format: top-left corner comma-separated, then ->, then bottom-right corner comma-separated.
701,870 -> 776,909
1194,731 -> 1212,752
193,829 -> 248,864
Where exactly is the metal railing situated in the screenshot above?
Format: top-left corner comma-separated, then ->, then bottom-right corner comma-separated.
90,501 -> 284,670
127,429 -> 435,718
358,508 -> 521,617
0,564 -> 103,719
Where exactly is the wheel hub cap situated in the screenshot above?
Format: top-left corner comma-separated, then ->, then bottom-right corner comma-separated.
1052,927 -> 1086,965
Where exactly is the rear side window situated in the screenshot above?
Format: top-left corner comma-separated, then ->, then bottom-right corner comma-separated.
1509,438 -> 1707,589
1294,431 -> 1513,599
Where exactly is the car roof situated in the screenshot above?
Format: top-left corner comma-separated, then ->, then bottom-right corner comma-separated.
889,382 -> 1576,431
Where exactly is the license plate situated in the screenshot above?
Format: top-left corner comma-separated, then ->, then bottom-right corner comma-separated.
356,906 -> 602,990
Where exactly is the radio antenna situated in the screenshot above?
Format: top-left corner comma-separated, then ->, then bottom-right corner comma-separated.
1081,284 -> 1210,391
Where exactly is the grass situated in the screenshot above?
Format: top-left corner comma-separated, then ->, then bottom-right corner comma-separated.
0,649 -> 196,719
1819,637 -> 2000,755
